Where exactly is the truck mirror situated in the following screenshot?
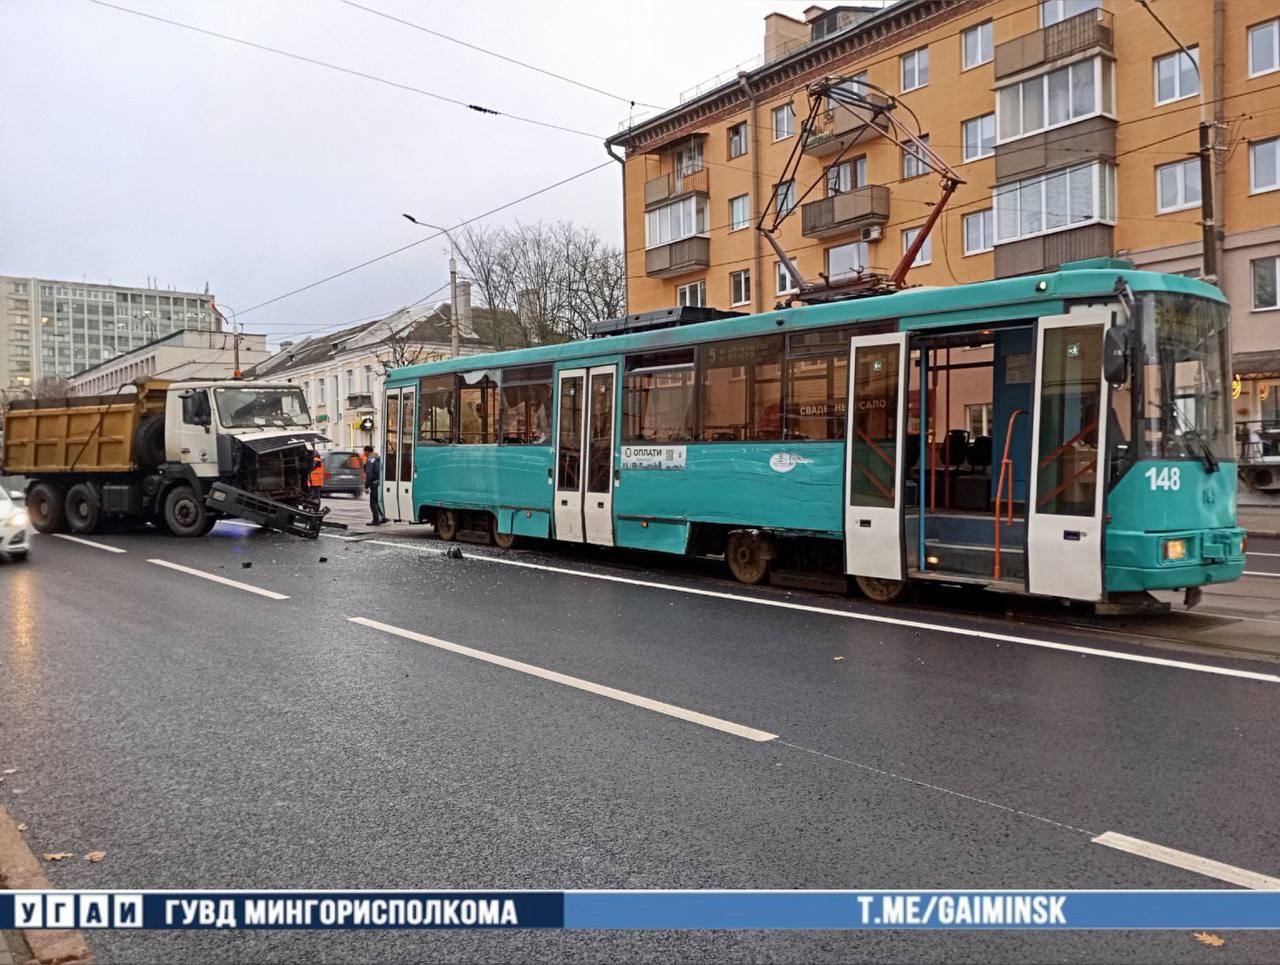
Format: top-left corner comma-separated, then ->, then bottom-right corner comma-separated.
182,390 -> 212,427
1103,326 -> 1130,386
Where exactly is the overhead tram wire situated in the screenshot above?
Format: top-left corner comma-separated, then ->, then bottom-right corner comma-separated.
234,159 -> 612,318
341,0 -> 664,111
88,0 -> 606,141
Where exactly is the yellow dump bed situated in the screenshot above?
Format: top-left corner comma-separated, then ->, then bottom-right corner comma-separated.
1,381 -> 168,474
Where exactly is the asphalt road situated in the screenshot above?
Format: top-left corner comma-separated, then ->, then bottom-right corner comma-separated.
2,522 -> 1280,963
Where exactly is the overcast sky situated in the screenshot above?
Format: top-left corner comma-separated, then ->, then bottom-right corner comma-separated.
1,0 -> 893,345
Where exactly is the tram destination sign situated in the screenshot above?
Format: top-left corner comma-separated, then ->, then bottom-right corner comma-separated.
621,445 -> 687,471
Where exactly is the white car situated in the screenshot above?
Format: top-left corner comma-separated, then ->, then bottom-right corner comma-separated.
0,487 -> 31,560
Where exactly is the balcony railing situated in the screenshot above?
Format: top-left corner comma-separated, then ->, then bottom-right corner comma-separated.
346,392 -> 374,410
644,236 -> 711,277
644,167 -> 710,208
802,93 -> 892,157
994,8 -> 1113,80
800,186 -> 891,239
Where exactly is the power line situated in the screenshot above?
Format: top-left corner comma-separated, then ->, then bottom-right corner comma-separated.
88,0 -> 606,141
236,160 -> 612,317
341,0 -> 664,110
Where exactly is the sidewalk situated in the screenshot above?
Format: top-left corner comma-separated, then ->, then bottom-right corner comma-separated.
1238,505 -> 1280,539
319,497 -> 432,539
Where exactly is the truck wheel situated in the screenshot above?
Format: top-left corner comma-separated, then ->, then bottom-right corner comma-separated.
435,508 -> 458,541
65,482 -> 103,535
26,483 -> 67,533
163,485 -> 209,537
133,415 -> 166,468
726,530 -> 771,585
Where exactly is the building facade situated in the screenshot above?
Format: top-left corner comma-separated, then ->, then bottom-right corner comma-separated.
0,274 -> 225,396
69,329 -> 271,396
247,287 -> 491,452
607,0 -> 1280,426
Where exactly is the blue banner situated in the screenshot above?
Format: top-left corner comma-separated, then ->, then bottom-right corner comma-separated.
2,890 -> 1279,931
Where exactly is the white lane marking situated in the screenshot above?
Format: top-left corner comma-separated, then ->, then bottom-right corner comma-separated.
391,546 -> 1280,685
1246,551 -> 1280,558
53,533 -> 127,554
1243,570 -> 1280,579
146,559 -> 289,600
349,616 -> 777,743
1092,832 -> 1280,890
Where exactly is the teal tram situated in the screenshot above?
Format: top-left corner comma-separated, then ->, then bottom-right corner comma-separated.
380,259 -> 1244,607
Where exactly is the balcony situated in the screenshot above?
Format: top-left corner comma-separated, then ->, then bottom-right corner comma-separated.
994,8 -> 1113,81
994,223 -> 1114,279
645,236 -> 710,278
802,93 -> 892,158
644,167 -> 709,208
800,186 -> 890,239
346,392 -> 374,410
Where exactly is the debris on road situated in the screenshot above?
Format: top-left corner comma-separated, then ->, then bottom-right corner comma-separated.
15,823 -> 28,832
319,556 -> 328,563
1194,931 -> 1225,947
1,768 -> 16,775
446,546 -> 464,560
85,851 -> 107,863
41,852 -> 72,862
242,562 -> 253,569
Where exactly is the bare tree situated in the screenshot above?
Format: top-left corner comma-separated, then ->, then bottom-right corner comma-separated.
370,312 -> 447,377
32,376 -> 73,400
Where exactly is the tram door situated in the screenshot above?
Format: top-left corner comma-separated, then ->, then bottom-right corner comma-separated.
1026,312 -> 1109,601
844,333 -> 909,579
554,365 -> 617,545
382,389 -> 400,519
396,387 -> 416,522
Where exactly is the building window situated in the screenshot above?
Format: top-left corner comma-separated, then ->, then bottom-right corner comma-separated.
346,369 -> 355,395
963,209 -> 994,254
827,72 -> 867,111
729,194 -> 751,231
1154,47 -> 1199,105
1251,137 -> 1279,193
728,121 -> 748,158
776,261 -> 798,296
901,46 -> 929,92
963,20 -> 993,70
772,103 -> 795,140
1254,256 -> 1280,310
997,56 -> 1111,142
1156,158 -> 1201,213
967,402 -> 993,437
364,365 -> 372,391
902,227 -> 932,267
1041,0 -> 1100,27
1249,18 -> 1280,77
674,139 -> 703,176
827,241 -> 869,281
677,280 -> 706,308
902,134 -> 930,179
623,349 -> 696,443
698,335 -> 784,442
962,114 -> 995,161
826,156 -> 866,195
994,162 -> 1116,244
645,195 -> 708,248
318,379 -> 326,404
730,269 -> 751,307
774,179 -> 797,216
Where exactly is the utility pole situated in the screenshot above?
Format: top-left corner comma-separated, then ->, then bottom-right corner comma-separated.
403,214 -> 460,358
1199,121 -> 1218,283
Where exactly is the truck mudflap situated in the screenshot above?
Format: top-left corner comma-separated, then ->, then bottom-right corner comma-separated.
206,482 -> 332,539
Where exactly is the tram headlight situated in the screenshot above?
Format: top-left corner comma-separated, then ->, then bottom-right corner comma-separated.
1162,538 -> 1187,562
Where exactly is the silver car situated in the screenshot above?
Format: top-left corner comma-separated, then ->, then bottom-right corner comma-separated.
0,487 -> 31,560
314,450 -> 366,498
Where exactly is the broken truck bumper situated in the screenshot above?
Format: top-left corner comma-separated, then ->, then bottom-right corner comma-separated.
206,482 -> 328,539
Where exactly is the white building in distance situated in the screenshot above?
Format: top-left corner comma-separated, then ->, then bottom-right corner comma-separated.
69,329 -> 271,396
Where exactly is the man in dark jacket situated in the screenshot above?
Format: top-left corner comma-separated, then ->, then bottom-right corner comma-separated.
363,445 -> 387,525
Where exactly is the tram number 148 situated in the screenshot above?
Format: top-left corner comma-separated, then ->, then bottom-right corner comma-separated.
1145,466 -> 1182,491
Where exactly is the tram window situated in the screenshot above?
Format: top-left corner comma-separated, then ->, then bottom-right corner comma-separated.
784,328 -> 857,440
557,375 -> 584,490
417,375 -> 455,444
699,335 -> 784,441
623,349 -> 696,442
849,344 -> 901,508
1035,326 -> 1101,516
499,364 -> 552,444
458,372 -> 498,444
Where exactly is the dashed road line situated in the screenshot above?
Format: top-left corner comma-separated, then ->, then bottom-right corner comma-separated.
1092,832 -> 1280,889
348,616 -> 778,742
1242,570 -> 1280,579
52,533 -> 126,554
147,558 -> 289,600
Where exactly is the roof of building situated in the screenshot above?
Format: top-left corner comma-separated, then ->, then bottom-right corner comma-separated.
68,327 -> 256,380
606,0 -> 951,154
1234,350 -> 1280,379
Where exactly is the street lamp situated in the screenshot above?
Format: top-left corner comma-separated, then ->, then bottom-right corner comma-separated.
403,213 -> 459,358
216,303 -> 243,379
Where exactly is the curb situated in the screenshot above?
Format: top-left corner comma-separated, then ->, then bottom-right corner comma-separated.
1246,528 -> 1280,540
0,805 -> 91,965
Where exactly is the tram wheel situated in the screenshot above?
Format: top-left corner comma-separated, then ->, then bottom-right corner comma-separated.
435,508 -> 459,542
491,515 -> 518,550
855,575 -> 910,604
726,530 -> 771,585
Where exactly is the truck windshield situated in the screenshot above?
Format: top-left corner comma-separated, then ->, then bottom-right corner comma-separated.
214,387 -> 311,429
1111,293 -> 1232,470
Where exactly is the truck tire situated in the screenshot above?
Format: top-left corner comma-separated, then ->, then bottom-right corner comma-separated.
133,415 -> 166,468
26,482 -> 67,534
65,482 -> 103,535
163,485 -> 209,537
